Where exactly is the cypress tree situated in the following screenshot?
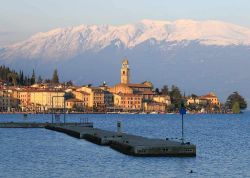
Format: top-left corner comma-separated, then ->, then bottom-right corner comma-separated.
31,69 -> 36,85
52,69 -> 59,84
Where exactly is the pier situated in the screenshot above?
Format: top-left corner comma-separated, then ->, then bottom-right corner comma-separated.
0,121 -> 196,157
45,125 -> 196,157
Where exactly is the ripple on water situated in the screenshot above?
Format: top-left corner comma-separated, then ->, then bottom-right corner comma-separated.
0,113 -> 250,177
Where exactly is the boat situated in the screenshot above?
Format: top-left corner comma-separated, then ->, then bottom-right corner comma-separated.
150,111 -> 158,114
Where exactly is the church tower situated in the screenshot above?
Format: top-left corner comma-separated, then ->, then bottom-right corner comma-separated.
121,59 -> 130,84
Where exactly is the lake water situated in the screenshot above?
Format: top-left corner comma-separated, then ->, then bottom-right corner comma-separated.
0,112 -> 249,178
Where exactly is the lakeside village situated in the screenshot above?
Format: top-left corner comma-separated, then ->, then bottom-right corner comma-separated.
0,59 -> 247,114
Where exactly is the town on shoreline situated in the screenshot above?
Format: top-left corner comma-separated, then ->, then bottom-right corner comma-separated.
0,59 -> 247,114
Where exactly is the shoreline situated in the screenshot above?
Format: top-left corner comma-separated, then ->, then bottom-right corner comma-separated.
0,111 -> 236,115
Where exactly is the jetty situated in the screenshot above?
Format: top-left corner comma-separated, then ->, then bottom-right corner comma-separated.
0,120 -> 196,157
45,124 -> 196,157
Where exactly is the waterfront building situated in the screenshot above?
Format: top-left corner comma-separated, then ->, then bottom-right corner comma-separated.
13,87 -> 65,112
153,95 -> 171,106
12,88 -> 31,111
0,89 -> 19,111
73,90 -> 90,108
109,59 -> 157,111
29,89 -> 65,112
114,93 -> 142,111
143,102 -> 166,113
77,86 -> 113,110
65,98 -> 84,110
199,92 -> 220,106
186,97 -> 208,105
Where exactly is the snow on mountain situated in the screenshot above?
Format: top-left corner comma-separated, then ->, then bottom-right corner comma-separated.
1,19 -> 250,60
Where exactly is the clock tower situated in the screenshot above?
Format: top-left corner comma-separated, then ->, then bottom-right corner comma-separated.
121,59 -> 130,84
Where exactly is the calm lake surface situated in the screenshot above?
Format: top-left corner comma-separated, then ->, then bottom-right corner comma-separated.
0,112 -> 249,178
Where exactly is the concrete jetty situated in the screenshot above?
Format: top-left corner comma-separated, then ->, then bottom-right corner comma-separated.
46,125 -> 196,157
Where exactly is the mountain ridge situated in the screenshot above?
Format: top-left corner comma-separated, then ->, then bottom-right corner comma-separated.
1,19 -> 250,60
0,19 -> 250,105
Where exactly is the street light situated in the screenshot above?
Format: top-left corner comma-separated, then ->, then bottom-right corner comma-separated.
51,94 -> 68,124
179,100 -> 186,144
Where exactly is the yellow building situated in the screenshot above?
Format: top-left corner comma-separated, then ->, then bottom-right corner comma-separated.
0,89 -> 19,112
73,90 -> 90,107
66,98 -> 84,110
186,97 -> 208,105
143,102 -> 166,113
12,88 -> 31,111
114,93 -> 142,111
200,92 -> 220,105
109,59 -> 156,105
29,89 -> 65,111
77,86 -> 113,109
153,95 -> 171,106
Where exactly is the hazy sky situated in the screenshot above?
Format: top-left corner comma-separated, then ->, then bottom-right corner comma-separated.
1,0 -> 250,46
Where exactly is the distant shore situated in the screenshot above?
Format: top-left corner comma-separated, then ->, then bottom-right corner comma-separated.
0,111 -> 234,115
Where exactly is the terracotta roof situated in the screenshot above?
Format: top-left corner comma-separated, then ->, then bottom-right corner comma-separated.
116,93 -> 142,97
14,88 -> 64,93
127,83 -> 151,88
200,93 -> 217,98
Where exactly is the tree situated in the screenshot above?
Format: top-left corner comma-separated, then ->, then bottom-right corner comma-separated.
169,85 -> 183,110
7,73 -> 18,86
190,93 -> 198,103
52,69 -> 59,84
37,76 -> 43,84
155,88 -> 160,95
232,102 -> 240,114
66,80 -> 73,86
161,85 -> 169,95
31,69 -> 36,85
226,91 -> 247,110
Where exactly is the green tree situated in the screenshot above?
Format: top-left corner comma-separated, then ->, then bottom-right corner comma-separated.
52,69 -> 59,84
226,91 -> 247,110
161,85 -> 169,95
232,102 -> 240,114
7,73 -> 18,86
31,69 -> 36,85
169,85 -> 183,110
66,80 -> 73,86
37,76 -> 43,84
155,88 -> 160,95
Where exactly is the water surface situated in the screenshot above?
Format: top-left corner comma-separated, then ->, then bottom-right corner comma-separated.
0,113 -> 249,177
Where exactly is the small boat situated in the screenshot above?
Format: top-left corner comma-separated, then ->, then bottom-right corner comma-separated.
23,113 -> 28,118
150,111 -> 158,114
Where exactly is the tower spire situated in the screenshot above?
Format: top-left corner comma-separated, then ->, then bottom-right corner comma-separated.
121,58 -> 130,84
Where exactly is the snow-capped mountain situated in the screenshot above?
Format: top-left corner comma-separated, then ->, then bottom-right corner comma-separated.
1,19 -> 250,60
0,19 -> 250,104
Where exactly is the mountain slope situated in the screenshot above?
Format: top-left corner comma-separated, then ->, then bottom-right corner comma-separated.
1,19 -> 250,60
0,19 -> 250,104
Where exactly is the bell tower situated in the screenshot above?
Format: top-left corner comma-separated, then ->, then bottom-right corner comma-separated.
121,59 -> 130,84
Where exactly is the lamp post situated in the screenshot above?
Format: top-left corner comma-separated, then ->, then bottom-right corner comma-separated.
179,101 -> 186,144
51,94 -> 67,124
